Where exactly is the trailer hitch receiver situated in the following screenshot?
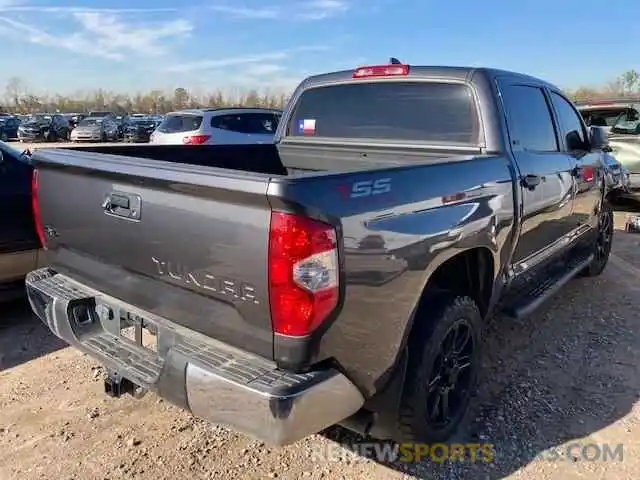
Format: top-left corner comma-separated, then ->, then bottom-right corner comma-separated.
104,371 -> 147,399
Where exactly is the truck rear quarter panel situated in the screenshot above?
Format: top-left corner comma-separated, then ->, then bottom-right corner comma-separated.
270,155 -> 516,395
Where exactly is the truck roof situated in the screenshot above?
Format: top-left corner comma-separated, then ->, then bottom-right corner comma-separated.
298,65 -> 561,91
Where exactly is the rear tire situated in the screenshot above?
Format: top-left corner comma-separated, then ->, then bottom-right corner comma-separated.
580,199 -> 613,277
396,295 -> 482,442
0,132 -> 8,142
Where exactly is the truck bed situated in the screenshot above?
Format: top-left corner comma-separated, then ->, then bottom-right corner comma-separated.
29,142 -> 500,370
65,142 -> 477,174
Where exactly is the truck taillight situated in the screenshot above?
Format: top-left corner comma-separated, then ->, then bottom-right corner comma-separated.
31,169 -> 47,249
268,212 -> 339,337
182,134 -> 211,145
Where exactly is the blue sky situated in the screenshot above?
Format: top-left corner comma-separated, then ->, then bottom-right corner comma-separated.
0,0 -> 638,95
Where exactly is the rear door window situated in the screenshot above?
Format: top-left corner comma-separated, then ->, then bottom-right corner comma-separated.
157,114 -> 203,133
286,82 -> 480,144
500,85 -> 558,152
211,113 -> 279,134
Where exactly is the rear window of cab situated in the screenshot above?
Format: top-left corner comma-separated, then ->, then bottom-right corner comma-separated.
287,81 -> 480,144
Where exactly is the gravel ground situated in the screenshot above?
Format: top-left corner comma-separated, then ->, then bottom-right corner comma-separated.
1,166 -> 639,478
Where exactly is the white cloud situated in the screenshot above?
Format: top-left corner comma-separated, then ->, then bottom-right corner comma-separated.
296,0 -> 348,20
209,5 -> 280,19
0,5 -> 177,13
0,0 -> 24,7
73,12 -> 192,57
167,45 -> 330,73
242,63 -> 286,76
167,51 -> 290,73
0,16 -> 124,59
0,10 -> 192,60
210,0 -> 348,21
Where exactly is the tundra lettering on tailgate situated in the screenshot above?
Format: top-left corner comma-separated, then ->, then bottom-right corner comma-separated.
151,256 -> 259,304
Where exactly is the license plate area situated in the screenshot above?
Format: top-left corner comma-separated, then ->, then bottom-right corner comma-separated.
119,311 -> 158,354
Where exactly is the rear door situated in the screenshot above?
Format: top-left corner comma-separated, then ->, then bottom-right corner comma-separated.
548,91 -> 603,232
498,81 -> 575,268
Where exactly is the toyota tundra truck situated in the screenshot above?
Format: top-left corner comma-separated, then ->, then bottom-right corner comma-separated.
24,63 -> 615,446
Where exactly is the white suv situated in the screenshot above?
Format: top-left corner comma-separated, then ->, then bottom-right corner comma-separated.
149,107 -> 282,145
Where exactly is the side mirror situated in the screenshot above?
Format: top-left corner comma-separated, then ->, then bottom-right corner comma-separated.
589,126 -> 610,151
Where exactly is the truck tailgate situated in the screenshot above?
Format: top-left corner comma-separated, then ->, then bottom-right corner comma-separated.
33,149 -> 275,358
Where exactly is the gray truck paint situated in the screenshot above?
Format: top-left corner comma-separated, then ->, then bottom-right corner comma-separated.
26,66 -> 607,443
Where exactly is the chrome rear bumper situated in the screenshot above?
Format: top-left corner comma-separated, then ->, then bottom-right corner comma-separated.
25,268 -> 364,445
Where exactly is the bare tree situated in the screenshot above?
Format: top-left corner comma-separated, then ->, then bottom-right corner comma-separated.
5,76 -> 25,110
4,68 -> 635,115
621,69 -> 640,95
173,87 -> 189,110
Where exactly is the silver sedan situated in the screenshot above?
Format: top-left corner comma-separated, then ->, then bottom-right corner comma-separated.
70,117 -> 119,142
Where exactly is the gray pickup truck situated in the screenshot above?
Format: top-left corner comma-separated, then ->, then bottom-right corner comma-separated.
25,63 -> 614,446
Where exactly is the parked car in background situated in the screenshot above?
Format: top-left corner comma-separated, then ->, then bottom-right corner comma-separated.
603,151 -> 631,195
0,116 -> 21,141
578,99 -> 640,199
149,107 -> 282,145
62,113 -> 85,130
88,111 -> 116,119
17,113 -> 70,142
0,143 -> 41,301
69,113 -> 87,129
122,116 -> 161,143
576,100 -> 637,133
114,115 -> 129,139
70,116 -> 119,142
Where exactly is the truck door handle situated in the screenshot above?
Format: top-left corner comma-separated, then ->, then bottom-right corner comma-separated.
102,191 -> 141,220
521,174 -> 542,190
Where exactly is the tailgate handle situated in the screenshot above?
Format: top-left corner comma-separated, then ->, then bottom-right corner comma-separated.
102,192 -> 142,220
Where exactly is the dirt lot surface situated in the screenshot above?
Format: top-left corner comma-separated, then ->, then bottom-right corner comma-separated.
1,163 -> 640,478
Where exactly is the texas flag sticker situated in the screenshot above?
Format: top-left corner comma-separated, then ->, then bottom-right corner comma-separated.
298,118 -> 316,134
